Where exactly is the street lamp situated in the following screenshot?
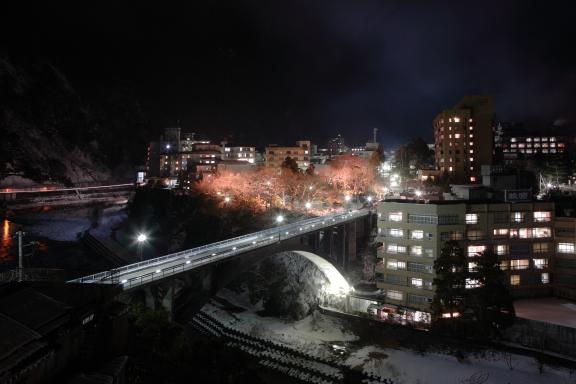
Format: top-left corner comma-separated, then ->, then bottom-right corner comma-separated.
415,190 -> 422,198
344,195 -> 351,202
137,233 -> 147,261
305,202 -> 312,210
367,196 -> 373,203
224,196 -> 231,203
276,215 -> 284,224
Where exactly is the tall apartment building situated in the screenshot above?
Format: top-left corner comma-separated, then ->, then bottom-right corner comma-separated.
375,199 -> 554,323
265,140 -> 312,170
433,96 -> 494,183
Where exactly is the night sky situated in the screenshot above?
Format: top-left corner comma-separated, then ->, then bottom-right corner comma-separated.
2,1 -> 575,148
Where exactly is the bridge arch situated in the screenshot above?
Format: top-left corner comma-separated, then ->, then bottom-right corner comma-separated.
284,250 -> 352,297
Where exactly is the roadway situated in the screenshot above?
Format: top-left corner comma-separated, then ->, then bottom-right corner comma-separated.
69,208 -> 371,290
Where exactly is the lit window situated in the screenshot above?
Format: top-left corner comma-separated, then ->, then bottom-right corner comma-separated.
465,214 -> 478,224
532,228 -> 551,238
533,212 -> 551,222
453,117 -> 460,122
469,134 -> 474,138
411,278 -> 423,288
557,243 -> 575,253
541,273 -> 550,284
225,147 -> 231,152
495,244 -> 508,255
470,176 -> 476,182
449,166 -> 453,172
411,245 -> 423,256
533,259 -> 548,269
511,259 -> 529,270
467,245 -> 485,257
466,278 -> 480,289
510,275 -> 520,286
389,228 -> 404,238
387,290 -> 403,301
424,249 -> 434,258
468,262 -> 478,272
388,212 -> 403,222
469,149 -> 474,154
519,228 -> 531,239
469,157 -> 474,162
511,212 -> 525,223
493,228 -> 509,237
386,259 -> 406,270
387,244 -> 407,254
455,134 -> 461,139
411,230 -> 424,240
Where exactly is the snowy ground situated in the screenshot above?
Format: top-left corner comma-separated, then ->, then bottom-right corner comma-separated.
205,288 -> 576,384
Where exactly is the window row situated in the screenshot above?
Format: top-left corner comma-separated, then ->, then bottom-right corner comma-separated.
510,273 -> 549,286
468,211 -> 552,224
492,227 -> 551,239
385,259 -> 433,273
385,244 -> 434,257
386,229 -> 428,240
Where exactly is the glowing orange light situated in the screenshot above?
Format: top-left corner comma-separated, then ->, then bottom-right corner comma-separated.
3,220 -> 9,240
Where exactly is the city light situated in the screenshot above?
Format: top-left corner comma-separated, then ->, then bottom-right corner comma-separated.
415,190 -> 422,198
367,196 -> 373,202
276,215 -> 284,223
224,196 -> 231,203
137,233 -> 147,243
344,195 -> 351,202
305,202 -> 312,209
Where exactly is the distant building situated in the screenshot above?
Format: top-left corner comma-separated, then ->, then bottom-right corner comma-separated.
265,140 -> 312,170
495,122 -> 570,164
221,142 -> 256,164
326,134 -> 348,155
434,95 -> 494,183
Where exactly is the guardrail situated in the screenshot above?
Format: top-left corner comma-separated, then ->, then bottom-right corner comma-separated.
69,208 -> 371,288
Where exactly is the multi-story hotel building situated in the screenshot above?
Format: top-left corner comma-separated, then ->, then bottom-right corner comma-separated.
265,140 -> 312,170
375,199 -> 555,322
433,96 -> 494,183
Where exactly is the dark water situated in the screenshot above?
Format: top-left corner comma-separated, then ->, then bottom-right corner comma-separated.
0,214 -> 113,278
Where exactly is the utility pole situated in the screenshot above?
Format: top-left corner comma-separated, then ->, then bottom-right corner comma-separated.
17,231 -> 24,282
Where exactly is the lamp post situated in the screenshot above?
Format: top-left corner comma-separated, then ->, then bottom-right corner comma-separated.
137,233 -> 147,261
276,214 -> 284,241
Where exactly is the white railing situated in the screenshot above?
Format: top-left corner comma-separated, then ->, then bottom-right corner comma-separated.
69,208 -> 371,289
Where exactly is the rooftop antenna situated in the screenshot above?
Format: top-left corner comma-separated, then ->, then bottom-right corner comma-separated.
373,128 -> 378,143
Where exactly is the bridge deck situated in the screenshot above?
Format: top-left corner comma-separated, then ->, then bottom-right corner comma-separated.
69,209 -> 371,290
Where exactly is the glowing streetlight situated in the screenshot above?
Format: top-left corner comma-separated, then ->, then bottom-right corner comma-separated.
276,215 -> 284,224
305,202 -> 312,210
546,183 -> 553,189
415,190 -> 422,198
309,185 -> 314,190
224,196 -> 231,203
367,196 -> 373,202
344,195 -> 351,202
166,144 -> 171,149
136,233 -> 147,261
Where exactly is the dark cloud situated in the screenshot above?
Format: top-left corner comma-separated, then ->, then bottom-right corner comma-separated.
1,1 -> 575,147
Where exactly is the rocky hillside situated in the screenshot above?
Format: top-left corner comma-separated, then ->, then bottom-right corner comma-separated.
0,57 -> 149,187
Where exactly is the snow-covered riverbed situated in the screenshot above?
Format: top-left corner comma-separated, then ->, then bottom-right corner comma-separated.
205,288 -> 575,384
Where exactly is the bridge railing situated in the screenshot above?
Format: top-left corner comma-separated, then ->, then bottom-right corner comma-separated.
69,208 -> 371,285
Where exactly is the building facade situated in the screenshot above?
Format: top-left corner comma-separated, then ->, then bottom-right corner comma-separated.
375,200 -> 555,321
265,140 -> 312,170
495,123 -> 569,164
433,96 -> 494,183
221,142 -> 256,164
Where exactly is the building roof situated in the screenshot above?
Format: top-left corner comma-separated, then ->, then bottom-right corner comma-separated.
0,287 -> 70,335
